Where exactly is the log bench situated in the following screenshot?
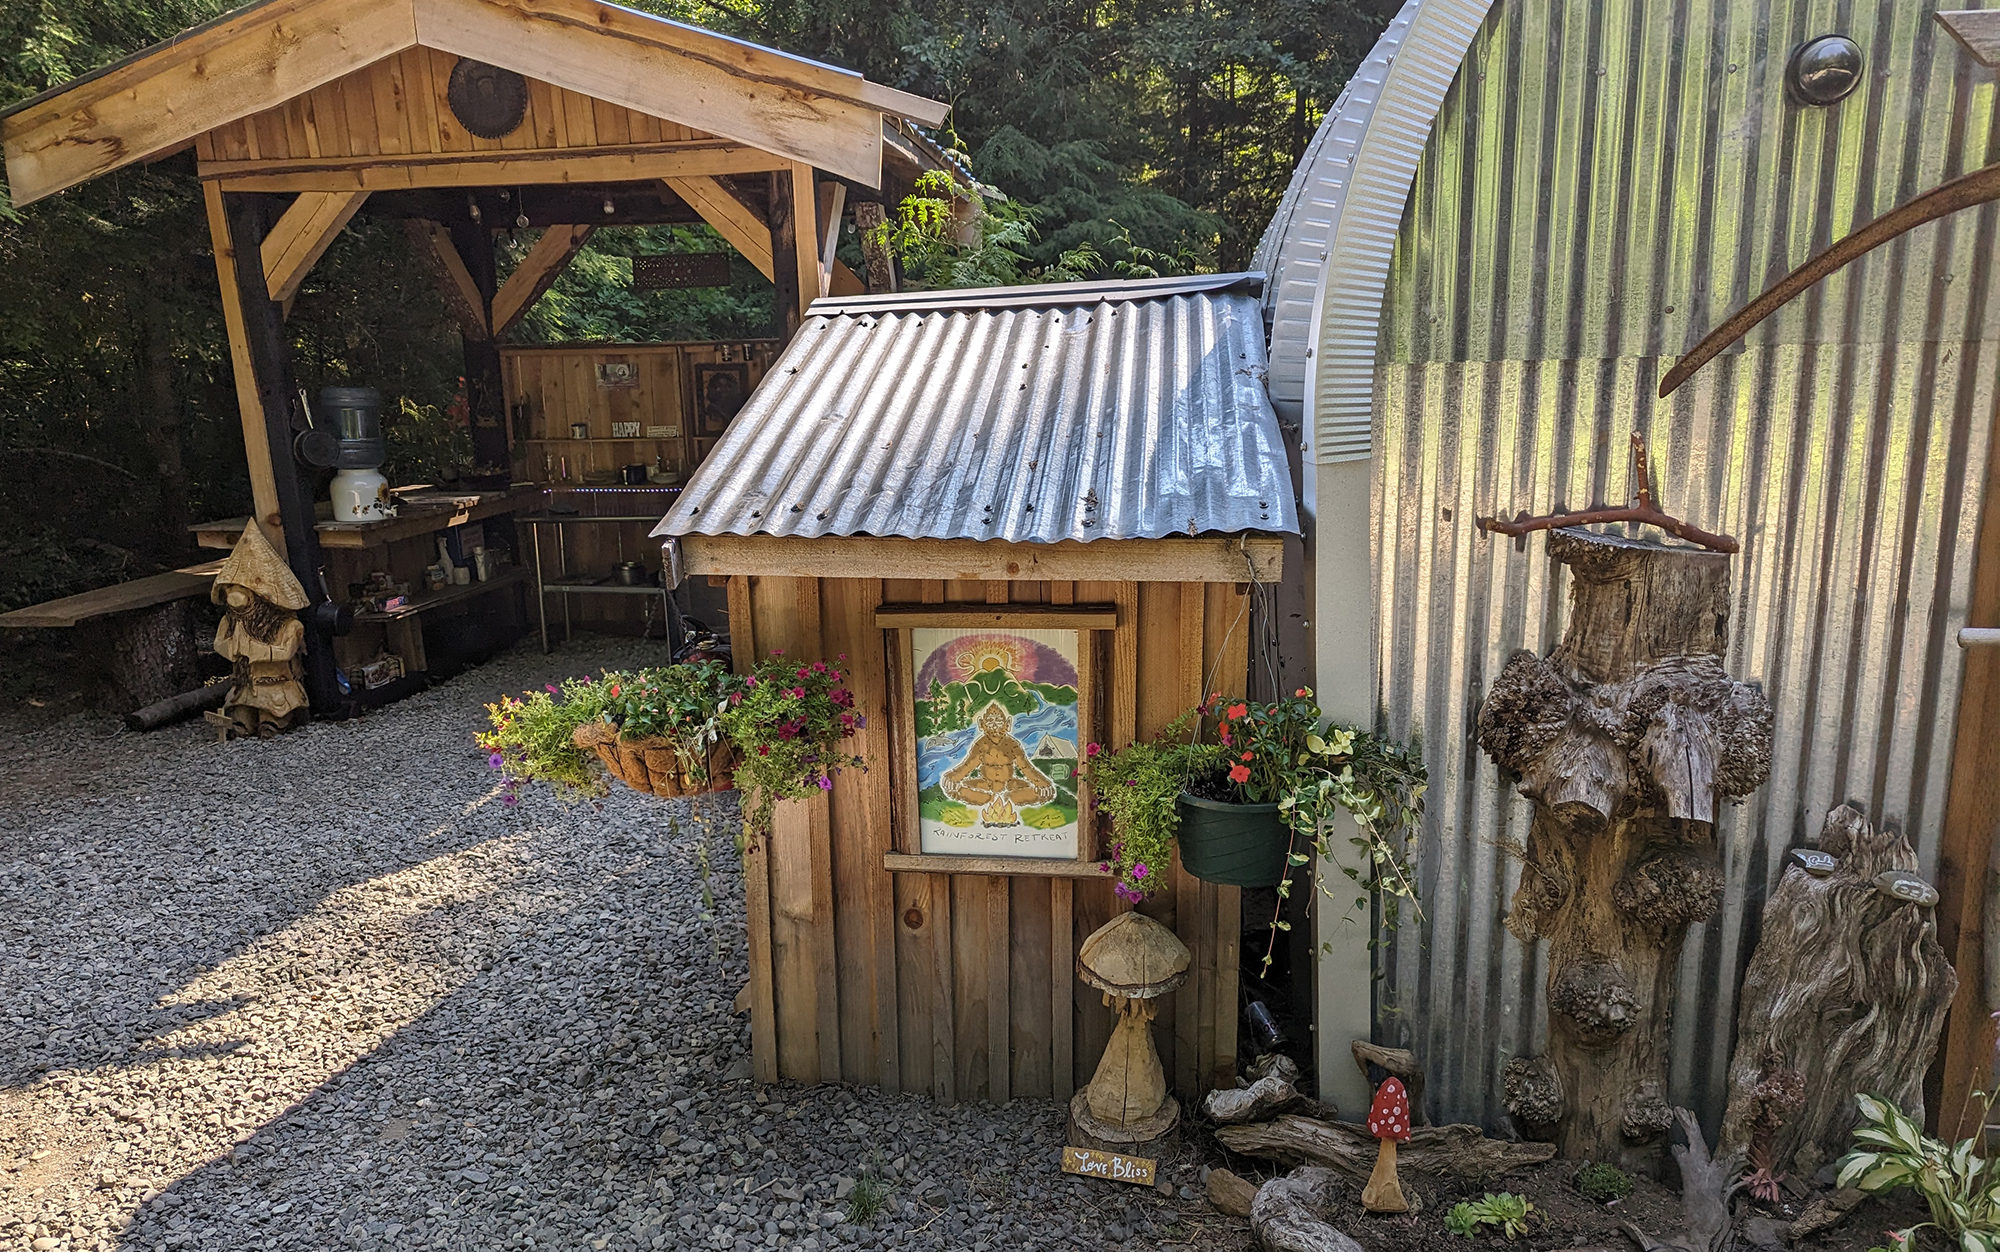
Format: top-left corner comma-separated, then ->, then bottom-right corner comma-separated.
0,559 -> 224,711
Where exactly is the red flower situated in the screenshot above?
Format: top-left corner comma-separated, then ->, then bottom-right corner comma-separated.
1229,764 -> 1251,784
1086,742 -> 1102,758
1241,751 -> 1253,761
1226,703 -> 1248,720
609,684 -> 621,697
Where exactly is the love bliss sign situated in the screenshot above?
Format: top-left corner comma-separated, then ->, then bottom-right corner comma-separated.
1061,1146 -> 1156,1186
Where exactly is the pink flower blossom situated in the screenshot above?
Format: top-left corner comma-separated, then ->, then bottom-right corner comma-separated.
1132,863 -> 1149,879
818,775 -> 833,791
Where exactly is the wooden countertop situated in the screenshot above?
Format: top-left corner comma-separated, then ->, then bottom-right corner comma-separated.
194,487 -> 539,551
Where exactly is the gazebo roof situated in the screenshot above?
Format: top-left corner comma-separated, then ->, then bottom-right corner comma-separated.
0,0 -> 948,204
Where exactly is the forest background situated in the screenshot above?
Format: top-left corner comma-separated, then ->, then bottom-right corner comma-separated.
0,0 -> 1394,610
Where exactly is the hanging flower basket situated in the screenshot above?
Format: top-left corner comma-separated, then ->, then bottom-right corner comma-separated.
1176,792 -> 1290,887
572,722 -> 737,797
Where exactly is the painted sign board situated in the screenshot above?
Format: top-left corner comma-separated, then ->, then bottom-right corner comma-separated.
1061,1146 -> 1156,1186
913,627 -> 1083,859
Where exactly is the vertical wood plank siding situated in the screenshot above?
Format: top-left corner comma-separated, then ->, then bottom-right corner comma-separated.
733,573 -> 1246,1099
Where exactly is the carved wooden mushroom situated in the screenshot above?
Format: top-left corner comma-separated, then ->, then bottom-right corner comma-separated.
1361,1077 -> 1412,1213
1068,911 -> 1191,1156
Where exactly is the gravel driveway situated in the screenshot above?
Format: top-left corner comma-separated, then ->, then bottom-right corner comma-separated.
0,639 -> 1242,1252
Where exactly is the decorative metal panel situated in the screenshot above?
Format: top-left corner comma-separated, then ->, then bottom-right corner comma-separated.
1369,0 -> 2000,1130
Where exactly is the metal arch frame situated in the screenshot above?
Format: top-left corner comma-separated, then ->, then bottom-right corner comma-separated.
1301,0 -> 1499,466
1255,0 -> 1422,429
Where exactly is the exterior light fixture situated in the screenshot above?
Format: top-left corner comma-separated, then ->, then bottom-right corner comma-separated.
1786,34 -> 1863,106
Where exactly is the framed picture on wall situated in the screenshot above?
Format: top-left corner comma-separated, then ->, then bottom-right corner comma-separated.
694,362 -> 750,434
879,605 -> 1117,868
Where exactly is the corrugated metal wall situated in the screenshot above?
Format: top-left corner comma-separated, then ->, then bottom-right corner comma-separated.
1371,0 -> 2000,1130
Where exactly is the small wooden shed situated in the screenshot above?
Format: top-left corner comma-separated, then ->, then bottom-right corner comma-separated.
653,274 -> 1297,1102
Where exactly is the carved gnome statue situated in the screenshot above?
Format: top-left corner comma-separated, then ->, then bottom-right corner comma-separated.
206,526 -> 310,739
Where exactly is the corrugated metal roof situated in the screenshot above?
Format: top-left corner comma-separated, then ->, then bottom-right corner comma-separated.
654,275 -> 1298,544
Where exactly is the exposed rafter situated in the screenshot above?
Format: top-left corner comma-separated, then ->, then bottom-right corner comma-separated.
0,0 -> 947,204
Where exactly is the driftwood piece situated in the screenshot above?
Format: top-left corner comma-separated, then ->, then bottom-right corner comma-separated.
1352,1041 -> 1425,1125
1619,1109 -> 1742,1252
1216,1116 -> 1555,1179
1250,1167 -> 1364,1252
1248,1053 -> 1303,1085
1476,529 -> 1772,1171
1207,1167 -> 1260,1218
1207,1075 -> 1307,1125
1719,803 -> 1957,1179
1787,1188 -> 1865,1240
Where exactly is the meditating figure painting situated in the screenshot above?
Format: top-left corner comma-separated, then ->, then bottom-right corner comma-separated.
914,628 -> 1082,858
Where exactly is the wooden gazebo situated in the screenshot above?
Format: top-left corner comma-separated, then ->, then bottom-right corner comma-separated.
0,0 -> 946,708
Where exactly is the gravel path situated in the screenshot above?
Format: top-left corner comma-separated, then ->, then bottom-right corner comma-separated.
0,639 -> 1243,1252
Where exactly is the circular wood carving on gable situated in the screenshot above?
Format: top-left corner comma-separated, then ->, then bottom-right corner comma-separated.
446,59 -> 529,139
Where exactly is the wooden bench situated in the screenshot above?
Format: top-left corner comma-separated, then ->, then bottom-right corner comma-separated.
0,560 -> 225,712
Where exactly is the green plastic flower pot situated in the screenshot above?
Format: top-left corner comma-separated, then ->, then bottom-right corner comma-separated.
1176,792 -> 1291,887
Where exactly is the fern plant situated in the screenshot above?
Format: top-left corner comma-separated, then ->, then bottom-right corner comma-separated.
1838,1093 -> 2000,1252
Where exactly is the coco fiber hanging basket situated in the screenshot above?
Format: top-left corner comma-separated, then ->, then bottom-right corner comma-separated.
572,723 -> 736,797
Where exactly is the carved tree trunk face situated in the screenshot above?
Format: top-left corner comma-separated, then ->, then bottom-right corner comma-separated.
1478,530 -> 1772,1173
1719,803 -> 1956,1178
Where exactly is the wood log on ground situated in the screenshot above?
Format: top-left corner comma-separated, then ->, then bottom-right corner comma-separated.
1215,1116 -> 1555,1179
1619,1109 -> 1742,1252
1207,1167 -> 1260,1218
1352,1042 -> 1425,1125
1476,529 -> 1772,1172
123,682 -> 227,730
1206,1075 -> 1307,1125
1718,803 -> 1956,1179
1250,1167 -> 1364,1252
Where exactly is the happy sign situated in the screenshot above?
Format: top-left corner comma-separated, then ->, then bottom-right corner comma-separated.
1062,1146 -> 1156,1186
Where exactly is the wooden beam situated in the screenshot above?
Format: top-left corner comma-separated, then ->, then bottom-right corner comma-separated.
769,169 -> 803,340
202,183 -> 288,556
1931,389 -> 2000,1137
406,220 -> 489,337
679,535 -> 1286,583
816,179 -> 847,300
201,140 -> 785,193
492,225 -> 594,336
665,176 -> 774,279
261,191 -> 368,305
1938,11 -> 2000,66
1,0 -> 416,207
790,162 -> 823,315
449,217 -> 510,471
413,0 -> 896,186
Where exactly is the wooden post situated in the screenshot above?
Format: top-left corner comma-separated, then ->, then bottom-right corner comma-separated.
768,169 -> 803,341
1930,394 -> 2000,1138
202,184 -> 287,556
448,217 -> 510,475
215,189 -> 343,715
1477,530 -> 1773,1173
852,200 -> 896,293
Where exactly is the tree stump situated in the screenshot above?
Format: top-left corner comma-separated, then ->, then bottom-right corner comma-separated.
1718,803 -> 1955,1179
1476,529 -> 1772,1172
74,599 -> 205,714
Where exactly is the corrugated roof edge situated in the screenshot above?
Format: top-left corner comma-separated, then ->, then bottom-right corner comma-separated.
808,271 -> 1264,316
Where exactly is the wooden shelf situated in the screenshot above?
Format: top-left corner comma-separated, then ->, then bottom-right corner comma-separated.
194,488 -> 537,551
353,565 -> 532,621
0,559 -> 225,629
882,852 -> 1109,879
523,437 -> 681,444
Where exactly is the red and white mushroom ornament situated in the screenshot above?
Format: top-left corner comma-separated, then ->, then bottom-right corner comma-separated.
1361,1076 -> 1412,1213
